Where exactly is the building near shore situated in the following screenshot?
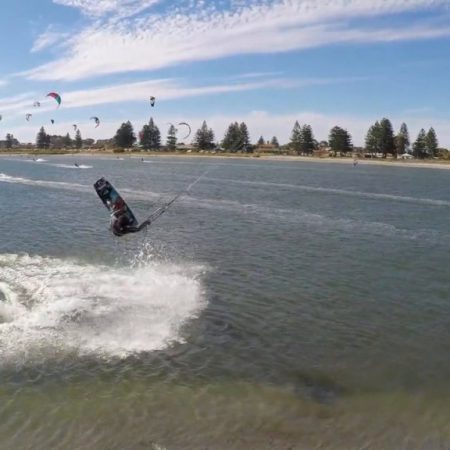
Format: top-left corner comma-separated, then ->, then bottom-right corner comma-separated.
254,142 -> 281,153
92,139 -> 115,150
176,143 -> 197,152
313,148 -> 330,158
0,138 -> 20,149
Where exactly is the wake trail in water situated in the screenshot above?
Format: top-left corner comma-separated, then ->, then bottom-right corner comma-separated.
0,173 -> 90,194
1,172 -> 447,242
0,173 -> 168,203
0,253 -> 206,363
22,159 -> 93,169
53,164 -> 92,169
205,177 -> 450,208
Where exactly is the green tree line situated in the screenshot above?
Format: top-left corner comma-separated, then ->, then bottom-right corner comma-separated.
28,118 -> 445,158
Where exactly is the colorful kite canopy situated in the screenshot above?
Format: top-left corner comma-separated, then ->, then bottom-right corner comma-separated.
90,116 -> 100,128
47,92 -> 62,107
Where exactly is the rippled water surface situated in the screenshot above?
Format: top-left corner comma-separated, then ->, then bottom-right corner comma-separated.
0,155 -> 449,449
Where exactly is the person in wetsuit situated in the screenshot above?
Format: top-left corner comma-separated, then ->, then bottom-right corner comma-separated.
110,214 -> 151,237
95,178 -> 154,237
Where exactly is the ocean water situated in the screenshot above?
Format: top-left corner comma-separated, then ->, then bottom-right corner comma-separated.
0,155 -> 449,449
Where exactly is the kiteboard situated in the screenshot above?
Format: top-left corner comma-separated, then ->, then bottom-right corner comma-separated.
94,177 -> 139,228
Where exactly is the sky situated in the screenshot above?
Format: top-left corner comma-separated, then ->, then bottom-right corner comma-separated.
0,0 -> 450,146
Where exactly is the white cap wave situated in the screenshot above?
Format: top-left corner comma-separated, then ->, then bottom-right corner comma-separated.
0,253 -> 206,362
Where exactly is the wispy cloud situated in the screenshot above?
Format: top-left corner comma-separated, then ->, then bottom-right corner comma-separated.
0,93 -> 39,116
0,74 -> 365,127
233,71 -> 284,79
31,26 -> 70,53
24,0 -> 450,81
53,0 -> 161,18
10,76 -> 360,111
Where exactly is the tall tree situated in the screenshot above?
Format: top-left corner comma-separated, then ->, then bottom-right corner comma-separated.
379,118 -> 395,157
300,124 -> 315,155
115,121 -> 136,149
289,121 -> 302,154
75,130 -> 83,149
394,122 -> 410,156
413,129 -> 427,159
222,122 -> 242,152
270,136 -> 280,148
239,122 -> 250,152
63,133 -> 72,148
140,125 -> 150,149
365,121 -> 381,155
166,124 -> 177,151
194,120 -> 215,150
329,126 -> 353,156
425,127 -> 438,157
141,118 -> 161,150
36,127 -> 50,149
400,123 -> 410,147
257,136 -> 265,146
5,133 -> 14,149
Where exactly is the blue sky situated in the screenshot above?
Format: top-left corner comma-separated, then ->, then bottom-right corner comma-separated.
1,0 -> 450,146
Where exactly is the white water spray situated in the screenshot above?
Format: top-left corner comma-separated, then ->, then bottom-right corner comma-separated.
0,253 -> 206,361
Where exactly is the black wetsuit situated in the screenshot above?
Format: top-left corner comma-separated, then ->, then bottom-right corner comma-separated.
110,214 -> 151,237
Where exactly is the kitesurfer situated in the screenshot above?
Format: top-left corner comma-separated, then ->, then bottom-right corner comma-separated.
94,176 -> 189,238
104,197 -> 150,236
110,212 -> 151,236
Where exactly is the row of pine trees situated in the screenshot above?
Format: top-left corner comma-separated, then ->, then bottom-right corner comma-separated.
365,119 -> 439,158
112,119 -> 355,154
29,117 -> 442,158
35,127 -> 83,149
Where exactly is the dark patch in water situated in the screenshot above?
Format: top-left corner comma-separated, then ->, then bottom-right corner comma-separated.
292,370 -> 349,404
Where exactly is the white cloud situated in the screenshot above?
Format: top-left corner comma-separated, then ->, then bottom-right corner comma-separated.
53,0 -> 161,18
233,71 -> 284,79
61,78 -> 288,108
0,93 -> 39,116
31,27 -> 70,53
25,0 -> 450,81
13,75 -> 360,111
0,75 -> 364,129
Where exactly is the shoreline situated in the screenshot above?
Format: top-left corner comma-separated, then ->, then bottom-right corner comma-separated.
1,151 -> 450,170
